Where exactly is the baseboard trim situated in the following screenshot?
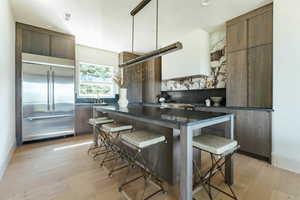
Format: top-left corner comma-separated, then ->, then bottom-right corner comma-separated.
0,143 -> 16,180
238,150 -> 271,163
272,153 -> 300,174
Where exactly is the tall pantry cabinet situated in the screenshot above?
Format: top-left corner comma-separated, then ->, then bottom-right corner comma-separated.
226,3 -> 273,108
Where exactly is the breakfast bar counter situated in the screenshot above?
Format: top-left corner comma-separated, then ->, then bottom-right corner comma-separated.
95,104 -> 235,200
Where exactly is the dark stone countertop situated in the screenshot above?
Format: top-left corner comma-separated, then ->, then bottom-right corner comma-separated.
143,103 -> 274,112
194,104 -> 274,112
94,104 -> 231,128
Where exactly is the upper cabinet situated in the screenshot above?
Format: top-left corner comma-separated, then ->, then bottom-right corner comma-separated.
248,9 -> 273,48
22,29 -> 50,56
227,21 -> 247,53
162,29 -> 210,80
50,36 -> 75,59
18,23 -> 75,60
226,3 -> 273,108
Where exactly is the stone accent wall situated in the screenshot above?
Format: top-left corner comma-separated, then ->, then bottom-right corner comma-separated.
161,30 -> 226,91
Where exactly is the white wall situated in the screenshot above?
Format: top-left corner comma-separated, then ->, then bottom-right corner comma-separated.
75,45 -> 119,96
0,0 -> 16,179
162,29 -> 210,80
272,0 -> 300,174
76,44 -> 118,67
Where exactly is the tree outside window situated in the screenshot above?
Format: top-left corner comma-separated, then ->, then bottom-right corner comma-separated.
78,62 -> 115,98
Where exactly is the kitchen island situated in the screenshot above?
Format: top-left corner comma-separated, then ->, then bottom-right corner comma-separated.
95,104 -> 234,200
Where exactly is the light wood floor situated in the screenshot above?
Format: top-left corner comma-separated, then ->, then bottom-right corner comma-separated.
0,135 -> 300,200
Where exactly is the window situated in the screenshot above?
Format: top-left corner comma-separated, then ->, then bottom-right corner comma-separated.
78,62 -> 115,98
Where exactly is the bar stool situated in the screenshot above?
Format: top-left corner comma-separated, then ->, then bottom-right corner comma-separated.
87,117 -> 114,157
192,135 -> 239,200
118,130 -> 167,200
99,122 -> 133,176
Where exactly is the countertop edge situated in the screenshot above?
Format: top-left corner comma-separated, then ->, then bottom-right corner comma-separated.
142,103 -> 274,112
94,105 -> 232,128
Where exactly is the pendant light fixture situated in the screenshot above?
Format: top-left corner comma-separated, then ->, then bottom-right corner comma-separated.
201,0 -> 211,6
119,0 -> 183,68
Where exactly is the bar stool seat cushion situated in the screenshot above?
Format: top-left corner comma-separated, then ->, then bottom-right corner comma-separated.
102,122 -> 133,133
121,130 -> 165,149
88,117 -> 114,126
193,135 -> 237,155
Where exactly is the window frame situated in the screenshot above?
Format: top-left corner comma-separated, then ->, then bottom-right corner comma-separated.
77,62 -> 116,98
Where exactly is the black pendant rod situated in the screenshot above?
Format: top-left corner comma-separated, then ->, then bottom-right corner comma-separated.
132,16 -> 135,52
156,0 -> 159,50
121,0 -> 183,68
130,0 -> 152,16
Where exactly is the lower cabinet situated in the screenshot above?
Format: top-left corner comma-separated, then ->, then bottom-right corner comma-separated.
234,110 -> 271,160
196,107 -> 272,161
75,104 -> 92,135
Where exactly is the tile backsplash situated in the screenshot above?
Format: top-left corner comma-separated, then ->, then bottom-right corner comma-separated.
161,30 -> 227,91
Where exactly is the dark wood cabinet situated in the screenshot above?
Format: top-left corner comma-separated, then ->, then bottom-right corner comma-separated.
226,3 -> 273,108
142,57 -> 161,103
234,110 -> 271,159
119,52 -> 161,104
248,9 -> 273,48
18,23 -> 75,59
22,29 -> 50,56
75,104 -> 92,135
227,50 -> 248,107
50,36 -> 75,59
195,106 -> 272,161
248,44 -> 273,108
227,21 -> 248,53
119,52 -> 143,103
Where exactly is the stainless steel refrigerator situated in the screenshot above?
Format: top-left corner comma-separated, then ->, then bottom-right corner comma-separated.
22,54 -> 75,142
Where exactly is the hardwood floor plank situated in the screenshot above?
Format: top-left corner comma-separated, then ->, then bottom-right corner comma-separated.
1,135 -> 300,200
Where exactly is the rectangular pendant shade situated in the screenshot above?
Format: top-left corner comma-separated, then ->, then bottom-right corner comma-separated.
119,42 -> 183,68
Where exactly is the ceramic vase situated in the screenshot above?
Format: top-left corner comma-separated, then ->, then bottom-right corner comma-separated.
118,88 -> 129,107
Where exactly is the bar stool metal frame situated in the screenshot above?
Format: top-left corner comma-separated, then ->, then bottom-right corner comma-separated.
97,122 -> 134,177
87,117 -> 114,159
192,135 -> 239,200
118,131 -> 167,200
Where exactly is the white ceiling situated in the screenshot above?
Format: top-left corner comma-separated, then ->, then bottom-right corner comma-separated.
11,0 -> 272,53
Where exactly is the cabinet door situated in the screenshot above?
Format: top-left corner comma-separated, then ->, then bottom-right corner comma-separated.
75,105 -> 92,135
248,10 -> 273,48
50,36 -> 75,59
22,29 -> 50,56
227,21 -> 247,53
143,57 -> 161,103
227,50 -> 248,107
123,65 -> 143,103
119,52 -> 143,103
235,110 -> 271,158
248,44 -> 273,108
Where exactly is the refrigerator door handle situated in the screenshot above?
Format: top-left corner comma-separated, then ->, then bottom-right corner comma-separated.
25,114 -> 73,121
52,70 -> 55,111
47,70 -> 50,111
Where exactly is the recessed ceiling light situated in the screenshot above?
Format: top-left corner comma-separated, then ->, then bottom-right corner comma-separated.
65,13 -> 71,21
201,0 -> 211,6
